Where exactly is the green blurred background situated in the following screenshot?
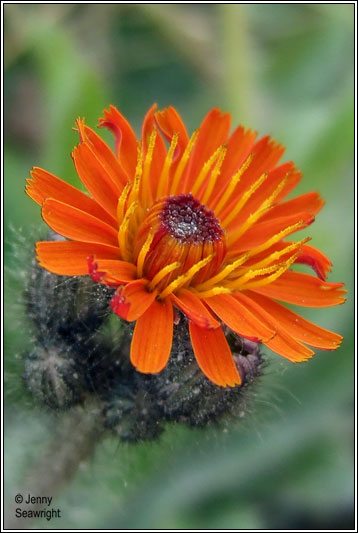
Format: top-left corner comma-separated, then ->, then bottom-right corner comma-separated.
4,3 -> 354,529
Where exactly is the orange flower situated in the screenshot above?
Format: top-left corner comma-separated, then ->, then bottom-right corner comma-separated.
26,104 -> 345,387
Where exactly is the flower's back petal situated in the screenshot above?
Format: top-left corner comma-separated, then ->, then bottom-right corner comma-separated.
98,105 -> 138,179
170,289 -> 220,329
80,123 -> 129,187
26,167 -> 117,227
42,198 -> 119,246
36,241 -> 121,276
130,298 -> 173,373
252,271 -> 346,307
228,211 -> 314,254
72,142 -> 122,220
245,291 -> 343,350
234,293 -> 315,362
189,322 -> 241,387
110,279 -> 157,321
155,106 -> 189,160
204,293 -> 274,342
184,108 -> 231,193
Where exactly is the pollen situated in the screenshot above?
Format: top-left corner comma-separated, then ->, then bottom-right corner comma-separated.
160,193 -> 223,244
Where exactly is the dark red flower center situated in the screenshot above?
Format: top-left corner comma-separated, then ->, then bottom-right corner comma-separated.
160,193 -> 223,244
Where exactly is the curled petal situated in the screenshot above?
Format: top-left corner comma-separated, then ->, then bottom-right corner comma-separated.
98,105 -> 138,178
295,243 -> 332,280
155,105 -> 189,161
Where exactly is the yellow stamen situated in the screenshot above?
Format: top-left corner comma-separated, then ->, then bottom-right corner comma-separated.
227,175 -> 289,246
215,154 -> 254,215
170,129 -> 198,194
222,171 -> 268,228
140,130 -> 157,206
157,133 -> 179,198
118,201 -> 138,262
194,286 -> 232,299
227,221 -> 309,261
116,183 -> 131,225
201,146 -> 227,205
148,261 -> 181,291
136,230 -> 155,278
128,173 -> 141,206
159,254 -> 214,299
238,253 -> 299,291
191,145 -> 223,197
228,263 -> 285,290
195,254 -> 250,291
245,237 -> 310,270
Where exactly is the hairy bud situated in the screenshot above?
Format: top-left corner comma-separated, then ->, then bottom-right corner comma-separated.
23,238 -> 263,439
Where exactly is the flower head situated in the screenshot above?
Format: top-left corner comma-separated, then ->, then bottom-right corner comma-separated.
26,104 -> 345,387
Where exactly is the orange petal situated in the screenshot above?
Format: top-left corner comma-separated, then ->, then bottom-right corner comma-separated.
42,198 -> 119,246
130,298 -> 173,373
259,191 -> 325,222
295,243 -> 332,280
78,121 -> 128,188
98,105 -> 138,179
170,289 -> 220,329
155,106 -> 189,161
229,212 -> 314,253
189,322 -> 241,387
234,292 -> 315,362
184,108 -> 231,193
72,142 -> 122,219
204,293 -> 274,342
36,240 -> 121,276
91,258 -> 137,285
252,271 -> 346,307
26,167 -> 117,227
245,291 -> 343,350
110,279 -> 156,321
